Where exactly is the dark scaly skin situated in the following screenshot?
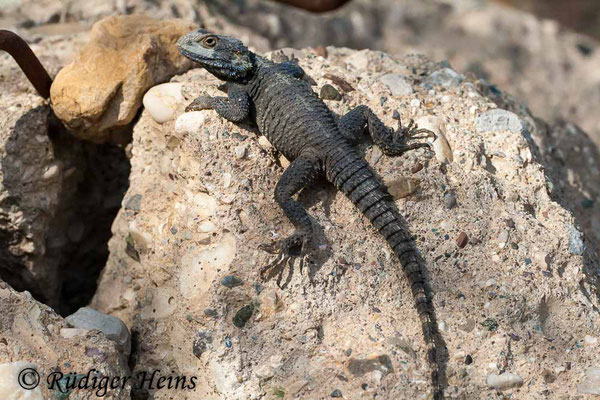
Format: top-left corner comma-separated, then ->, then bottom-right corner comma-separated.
178,29 -> 445,399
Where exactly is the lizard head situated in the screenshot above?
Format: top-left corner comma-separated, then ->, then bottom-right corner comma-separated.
177,29 -> 255,82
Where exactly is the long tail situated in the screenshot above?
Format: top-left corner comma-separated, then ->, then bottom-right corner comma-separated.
329,151 -> 444,399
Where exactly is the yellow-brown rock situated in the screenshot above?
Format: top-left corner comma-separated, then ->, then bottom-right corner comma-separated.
50,15 -> 196,142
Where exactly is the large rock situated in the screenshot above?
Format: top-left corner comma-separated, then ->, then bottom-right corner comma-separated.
50,15 -> 197,142
92,47 -> 600,399
0,280 -> 130,399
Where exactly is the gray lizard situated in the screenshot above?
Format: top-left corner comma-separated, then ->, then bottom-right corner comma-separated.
178,29 -> 445,399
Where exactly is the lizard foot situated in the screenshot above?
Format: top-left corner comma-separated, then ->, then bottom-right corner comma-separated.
258,233 -> 312,288
379,112 -> 436,156
185,95 -> 213,112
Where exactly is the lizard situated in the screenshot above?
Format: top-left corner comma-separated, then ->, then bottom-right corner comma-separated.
177,29 -> 445,399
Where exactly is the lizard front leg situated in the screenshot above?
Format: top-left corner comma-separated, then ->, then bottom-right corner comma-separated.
338,105 -> 435,156
186,84 -> 250,122
259,151 -> 322,287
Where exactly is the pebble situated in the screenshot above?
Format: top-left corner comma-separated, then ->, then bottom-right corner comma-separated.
221,275 -> 244,288
192,330 -> 213,358
486,372 -> 524,390
223,173 -> 232,188
320,84 -> 342,100
443,193 -> 457,209
410,99 -> 421,108
233,305 -> 254,328
65,307 -> 131,354
314,45 -> 328,58
258,136 -> 272,150
143,82 -> 184,123
415,115 -> 453,164
175,111 -> 206,134
577,367 -> 600,395
475,109 -> 525,135
387,177 -> 419,199
410,162 -> 424,174
456,232 -> 468,248
124,194 -> 142,211
331,389 -> 343,398
345,49 -> 370,70
498,230 -> 509,248
422,67 -> 463,89
379,74 -> 413,96
235,144 -> 247,159
43,163 -> 61,180
567,225 -> 585,255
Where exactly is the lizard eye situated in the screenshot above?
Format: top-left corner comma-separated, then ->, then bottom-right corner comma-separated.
201,36 -> 217,48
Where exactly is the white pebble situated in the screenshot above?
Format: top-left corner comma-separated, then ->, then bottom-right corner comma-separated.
175,111 -> 206,134
143,82 -> 184,123
487,372 -> 524,390
235,144 -> 247,159
223,173 -> 232,188
410,99 -> 421,107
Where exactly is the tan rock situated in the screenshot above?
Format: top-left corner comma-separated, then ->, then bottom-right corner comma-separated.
50,15 -> 197,142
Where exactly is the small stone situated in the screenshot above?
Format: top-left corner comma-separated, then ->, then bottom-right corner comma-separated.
223,173 -> 232,188
221,275 -> 244,288
258,136 -> 273,150
410,99 -> 421,108
475,109 -> 526,135
233,305 -> 254,328
387,177 -> 419,199
410,162 -> 423,174
175,111 -> 206,134
465,355 -> 473,365
192,330 -> 213,358
443,193 -> 457,209
143,82 -> 184,123
320,84 -> 342,100
380,74 -> 413,96
577,367 -> 600,395
567,225 -> 585,255
345,49 -> 370,70
43,163 -> 61,180
498,230 -> 509,249
204,308 -> 217,317
456,232 -> 468,248
65,307 -> 131,354
60,328 -> 90,339
124,194 -> 142,211
422,67 -> 463,89
486,372 -> 524,390
235,144 -> 248,159
416,115 -> 453,163
314,46 -> 328,58
331,389 -> 343,397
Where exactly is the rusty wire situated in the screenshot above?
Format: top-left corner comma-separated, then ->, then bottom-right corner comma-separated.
0,30 -> 53,99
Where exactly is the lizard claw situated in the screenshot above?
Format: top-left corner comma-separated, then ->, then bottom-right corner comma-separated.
185,95 -> 213,112
258,233 -> 312,288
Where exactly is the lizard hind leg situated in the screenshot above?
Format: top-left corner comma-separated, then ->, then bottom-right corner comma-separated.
259,152 -> 322,287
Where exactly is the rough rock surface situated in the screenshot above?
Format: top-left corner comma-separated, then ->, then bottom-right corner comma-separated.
49,15 -> 197,142
0,280 -> 131,399
92,47 -> 600,399
0,93 -> 83,307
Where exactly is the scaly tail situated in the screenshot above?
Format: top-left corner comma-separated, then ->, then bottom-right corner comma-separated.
329,151 -> 444,399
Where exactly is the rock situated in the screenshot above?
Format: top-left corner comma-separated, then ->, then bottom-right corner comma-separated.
387,177 -> 419,199
567,225 -> 585,255
221,275 -> 244,288
65,307 -> 131,354
124,194 -> 143,211
235,144 -> 248,159
0,281 -> 130,399
415,115 -> 453,164
456,232 -> 468,248
320,84 -> 342,100
50,15 -> 197,142
422,67 -> 463,89
314,46 -> 328,58
475,109 -> 526,135
486,372 -> 524,390
175,111 -> 207,134
443,192 -> 457,209
347,355 -> 393,377
192,330 -> 213,359
143,82 -> 185,123
331,389 -> 343,397
345,49 -> 370,70
577,367 -> 600,395
258,136 -> 273,150
380,74 -> 413,96
233,305 -> 254,328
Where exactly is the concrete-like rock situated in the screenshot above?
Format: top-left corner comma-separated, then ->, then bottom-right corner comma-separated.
577,367 -> 600,395
90,47 -> 600,400
50,15 -> 197,142
422,67 -> 463,89
65,306 -> 131,354
380,74 -> 413,96
475,109 -> 526,135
